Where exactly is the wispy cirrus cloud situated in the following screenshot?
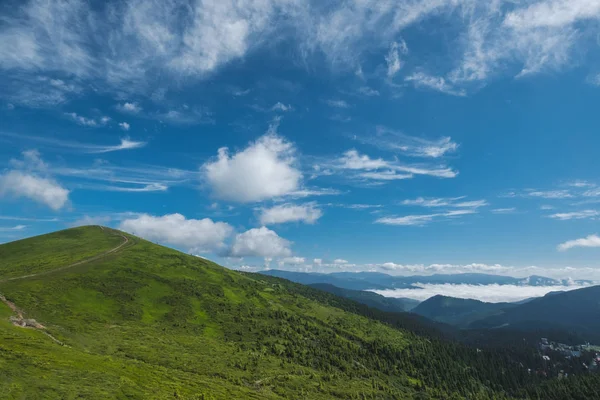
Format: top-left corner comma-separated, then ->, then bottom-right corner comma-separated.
0,225 -> 27,232
316,149 -> 458,184
375,208 -> 478,226
401,196 -> 488,208
2,0 -> 599,105
548,210 -> 599,221
354,126 -> 458,159
0,132 -> 145,154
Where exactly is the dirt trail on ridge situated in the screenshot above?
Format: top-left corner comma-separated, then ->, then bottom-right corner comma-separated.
0,227 -> 131,345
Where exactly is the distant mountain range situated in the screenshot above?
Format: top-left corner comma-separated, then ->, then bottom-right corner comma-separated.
308,283 -> 420,312
469,285 -> 600,338
262,270 -> 600,343
260,270 -> 594,291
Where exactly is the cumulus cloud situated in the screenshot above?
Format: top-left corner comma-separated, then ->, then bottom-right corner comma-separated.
119,122 -> 130,131
119,213 -> 233,253
202,133 -> 301,202
117,102 -> 142,113
229,226 -> 292,258
0,151 -> 69,210
259,203 -> 322,225
371,283 -> 590,303
0,170 -> 69,211
558,234 -> 600,251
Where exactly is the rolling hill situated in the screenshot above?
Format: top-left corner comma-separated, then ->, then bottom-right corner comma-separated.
0,226 -> 597,399
412,295 -> 517,327
469,285 -> 600,341
308,283 -> 420,312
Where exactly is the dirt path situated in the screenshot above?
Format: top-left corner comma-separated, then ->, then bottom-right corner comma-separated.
0,231 -> 129,284
0,227 -> 131,344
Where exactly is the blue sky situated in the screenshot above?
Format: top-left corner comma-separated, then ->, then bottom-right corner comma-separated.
2,0 -> 600,280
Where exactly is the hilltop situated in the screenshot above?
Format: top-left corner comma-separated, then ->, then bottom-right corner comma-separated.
0,226 -> 597,399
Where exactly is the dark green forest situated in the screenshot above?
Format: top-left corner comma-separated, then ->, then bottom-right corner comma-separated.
0,226 -> 598,399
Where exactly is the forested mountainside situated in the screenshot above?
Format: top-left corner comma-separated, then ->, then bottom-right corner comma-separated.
1,226 -> 599,399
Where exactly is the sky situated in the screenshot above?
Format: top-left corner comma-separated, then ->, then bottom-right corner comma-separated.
3,0 -> 600,281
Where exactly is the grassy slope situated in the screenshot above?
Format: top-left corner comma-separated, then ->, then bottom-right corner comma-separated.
0,226 -> 123,280
0,227 -> 510,399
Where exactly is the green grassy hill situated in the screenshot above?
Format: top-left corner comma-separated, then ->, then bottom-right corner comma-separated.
0,226 -> 596,399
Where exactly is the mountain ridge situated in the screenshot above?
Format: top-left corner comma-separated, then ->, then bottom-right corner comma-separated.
260,269 -> 593,291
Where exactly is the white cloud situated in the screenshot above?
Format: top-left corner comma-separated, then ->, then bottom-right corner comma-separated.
313,258 -> 322,265
229,226 -> 292,258
64,112 -> 110,127
0,225 -> 27,232
259,203 -> 322,225
375,209 -> 478,226
375,214 -> 437,226
567,180 -> 595,188
385,40 -> 407,78
358,86 -> 380,96
527,190 -> 574,199
2,0 -> 600,101
339,150 -> 389,170
405,72 -> 466,96
491,207 -> 517,214
278,256 -> 305,266
119,213 -> 233,253
549,210 -> 599,221
0,132 -> 146,153
371,283 -> 589,303
333,258 -> 349,264
271,102 -> 293,112
119,122 -> 130,131
202,133 -> 301,203
359,171 -> 413,181
558,234 -> 600,251
355,126 -> 458,158
401,196 -> 487,208
0,170 -> 69,211
504,0 -> 600,30
324,149 -> 458,183
117,102 -> 142,113
325,99 -> 351,108
90,183 -> 168,192
87,138 -> 146,153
